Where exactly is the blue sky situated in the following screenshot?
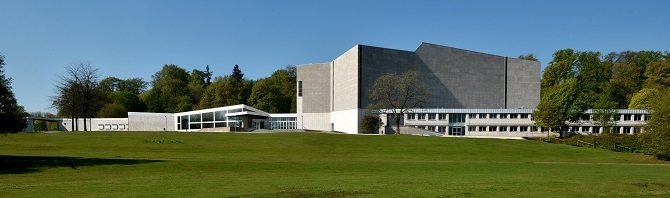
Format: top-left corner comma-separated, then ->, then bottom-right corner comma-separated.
1,0 -> 669,113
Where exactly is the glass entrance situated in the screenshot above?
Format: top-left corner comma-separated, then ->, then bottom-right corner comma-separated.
449,126 -> 464,136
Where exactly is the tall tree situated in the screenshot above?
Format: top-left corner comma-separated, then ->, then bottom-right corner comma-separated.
248,66 -> 296,113
52,62 -> 103,131
142,64 -> 192,113
533,101 -> 566,137
640,89 -> 670,160
231,64 -> 244,82
0,53 -> 27,133
204,65 -> 213,87
367,70 -> 430,134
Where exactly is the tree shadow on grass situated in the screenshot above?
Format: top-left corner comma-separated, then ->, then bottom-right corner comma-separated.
0,155 -> 163,174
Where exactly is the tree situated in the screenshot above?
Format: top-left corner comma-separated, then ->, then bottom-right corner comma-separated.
0,53 -> 28,133
117,78 -> 148,94
204,65 -> 213,87
643,60 -> 670,90
533,101 -> 566,138
518,54 -> 538,61
97,103 -> 128,118
361,114 -> 383,134
231,64 -> 244,82
52,62 -> 103,131
592,94 -> 617,135
367,70 -> 430,134
629,88 -> 661,109
248,66 -> 296,113
143,64 -> 192,113
640,89 -> 670,160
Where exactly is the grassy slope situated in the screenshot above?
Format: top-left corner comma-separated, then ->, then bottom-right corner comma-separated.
1,132 -> 669,197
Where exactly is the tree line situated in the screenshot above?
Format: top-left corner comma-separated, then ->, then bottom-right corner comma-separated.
51,62 -> 296,131
529,50 -> 670,159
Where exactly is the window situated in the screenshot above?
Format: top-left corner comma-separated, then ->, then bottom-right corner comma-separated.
112,124 -> 118,130
521,114 -> 529,119
478,126 -> 486,131
624,114 -> 632,121
427,126 -> 435,131
428,114 -> 436,120
438,113 -> 447,120
203,112 -> 214,122
449,114 -> 466,123
438,126 -> 446,133
571,126 -> 579,131
488,126 -> 497,132
105,124 -> 111,130
215,111 -> 227,121
489,113 -> 498,119
478,113 -> 487,119
98,124 -> 104,130
500,114 -> 508,119
202,123 -> 214,128
593,127 -> 600,134
613,115 -> 621,121
510,126 -> 518,132
408,113 -> 416,120
623,127 -> 631,134
634,114 -> 642,121
531,126 -> 538,132
500,126 -> 508,132
510,114 -> 519,119
190,114 -> 201,122
298,81 -> 303,97
645,115 -> 650,121
418,114 -> 426,120
215,122 -> 227,128
520,126 -> 528,132
468,126 -> 476,132
177,116 -> 181,123
469,114 -> 476,119
582,126 -> 590,132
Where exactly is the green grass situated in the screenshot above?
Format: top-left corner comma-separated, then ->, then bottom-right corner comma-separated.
1,132 -> 669,197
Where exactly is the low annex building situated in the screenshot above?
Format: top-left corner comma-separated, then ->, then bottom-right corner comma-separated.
24,104 -> 298,132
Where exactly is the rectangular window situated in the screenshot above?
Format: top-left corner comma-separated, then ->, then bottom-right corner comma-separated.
582,126 -> 590,132
531,126 -> 538,132
613,115 -> 621,121
500,114 -> 508,119
500,126 -> 507,132
98,124 -> 104,130
112,124 -> 118,130
177,116 -> 181,123
438,113 -> 447,120
478,113 -> 487,119
571,126 -> 579,131
202,123 -> 214,128
510,126 -> 518,132
634,114 -> 642,121
428,114 -> 436,120
623,127 -> 631,134
520,126 -> 528,132
418,114 -> 426,120
469,126 -> 476,132
593,127 -> 600,134
438,126 -> 446,133
190,114 -> 201,122
645,115 -> 649,120
510,114 -> 519,119
203,112 -> 214,122
408,113 -> 416,120
489,113 -> 498,119
215,111 -> 226,121
215,122 -> 227,128
488,126 -> 497,132
449,114 -> 465,123
521,114 -> 529,119
478,126 -> 486,131
469,114 -> 476,119
298,81 -> 303,97
427,126 -> 435,131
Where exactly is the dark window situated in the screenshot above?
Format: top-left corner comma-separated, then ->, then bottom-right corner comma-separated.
298,81 -> 303,97
428,114 -> 436,120
202,112 -> 214,122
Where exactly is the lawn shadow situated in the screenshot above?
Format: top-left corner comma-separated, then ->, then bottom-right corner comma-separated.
0,155 -> 164,174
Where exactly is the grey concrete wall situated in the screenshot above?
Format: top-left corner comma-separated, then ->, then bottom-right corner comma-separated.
60,118 -> 128,131
128,112 -> 175,131
296,63 -> 331,113
332,45 -> 359,111
360,43 -> 508,109
506,58 -> 541,109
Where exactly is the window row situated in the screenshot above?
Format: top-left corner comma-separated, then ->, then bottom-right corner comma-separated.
467,126 -> 538,132
468,113 -> 532,119
97,124 -> 127,130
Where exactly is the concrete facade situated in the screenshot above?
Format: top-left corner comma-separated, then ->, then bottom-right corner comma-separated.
297,42 -> 542,134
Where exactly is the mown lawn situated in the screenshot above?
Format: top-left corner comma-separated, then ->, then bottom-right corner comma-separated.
1,132 -> 669,197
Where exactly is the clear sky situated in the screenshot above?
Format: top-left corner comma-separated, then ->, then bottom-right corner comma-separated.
1,0 -> 668,113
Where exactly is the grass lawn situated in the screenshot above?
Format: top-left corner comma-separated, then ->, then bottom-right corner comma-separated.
1,132 -> 669,197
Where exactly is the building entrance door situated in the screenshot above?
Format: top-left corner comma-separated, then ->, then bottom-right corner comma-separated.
449,126 -> 464,136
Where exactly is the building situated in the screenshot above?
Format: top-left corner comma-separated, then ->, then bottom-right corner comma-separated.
297,42 -> 541,134
387,109 -> 649,137
23,104 -> 298,132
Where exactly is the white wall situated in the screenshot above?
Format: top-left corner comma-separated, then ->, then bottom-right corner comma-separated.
331,109 -> 363,134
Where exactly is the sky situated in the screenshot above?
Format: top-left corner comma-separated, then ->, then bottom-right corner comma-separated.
1,0 -> 669,114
